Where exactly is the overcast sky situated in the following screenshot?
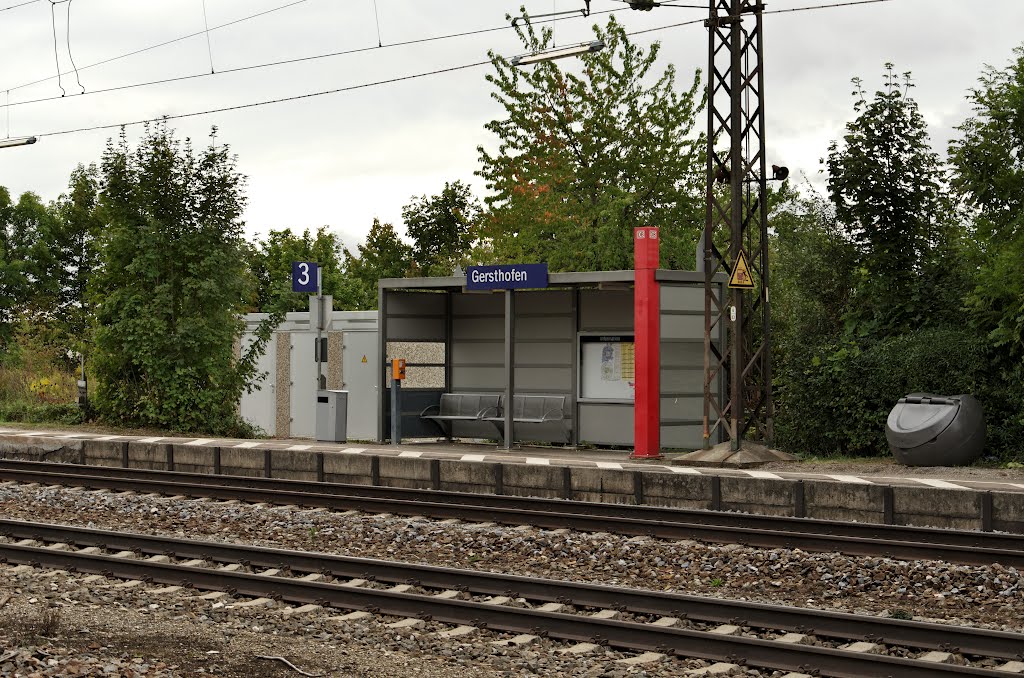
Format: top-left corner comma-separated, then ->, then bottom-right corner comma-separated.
0,0 -> 1021,252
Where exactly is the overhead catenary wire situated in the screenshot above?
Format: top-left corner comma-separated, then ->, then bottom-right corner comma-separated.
1,13 -> 595,111
0,0 -> 40,12
1,0 -> 317,93
22,0 -> 902,139
35,60 -> 493,137
48,0 -> 65,96
201,0 -> 215,74
65,0 -> 84,92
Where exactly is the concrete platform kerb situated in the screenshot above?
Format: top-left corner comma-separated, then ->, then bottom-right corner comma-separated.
1,427 -> 1023,533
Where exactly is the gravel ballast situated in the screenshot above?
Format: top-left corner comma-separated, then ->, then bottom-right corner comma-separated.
1,481 -> 1021,676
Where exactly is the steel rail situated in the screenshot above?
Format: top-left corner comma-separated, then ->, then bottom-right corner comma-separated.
0,541 -> 1011,678
3,518 -> 1021,660
1,461 -> 1022,567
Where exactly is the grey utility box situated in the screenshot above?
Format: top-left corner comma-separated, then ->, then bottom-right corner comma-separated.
885,393 -> 985,466
316,390 -> 348,442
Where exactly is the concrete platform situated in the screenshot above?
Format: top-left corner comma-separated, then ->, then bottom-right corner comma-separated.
1,426 -> 1023,534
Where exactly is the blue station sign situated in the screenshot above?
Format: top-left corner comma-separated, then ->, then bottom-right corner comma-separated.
466,263 -> 548,291
292,261 -> 319,293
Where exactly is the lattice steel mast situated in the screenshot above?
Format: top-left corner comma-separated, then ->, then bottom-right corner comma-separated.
702,0 -> 773,451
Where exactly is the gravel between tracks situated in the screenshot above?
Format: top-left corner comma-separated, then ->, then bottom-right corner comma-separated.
1,482 -> 1022,676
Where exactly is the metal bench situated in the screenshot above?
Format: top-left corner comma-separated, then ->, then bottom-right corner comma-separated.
420,393 -> 501,439
484,395 -> 568,443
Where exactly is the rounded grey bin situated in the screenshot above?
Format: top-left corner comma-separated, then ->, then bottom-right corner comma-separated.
885,393 -> 985,466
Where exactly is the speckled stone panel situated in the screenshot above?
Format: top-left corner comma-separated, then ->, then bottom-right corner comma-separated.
276,331 -> 291,438
385,341 -> 445,389
328,332 -> 343,390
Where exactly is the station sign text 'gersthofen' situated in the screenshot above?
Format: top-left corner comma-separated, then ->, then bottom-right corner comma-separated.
465,263 -> 549,291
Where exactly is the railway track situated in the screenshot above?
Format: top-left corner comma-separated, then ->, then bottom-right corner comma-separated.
2,518 -> 1022,677
1,459 -> 1023,567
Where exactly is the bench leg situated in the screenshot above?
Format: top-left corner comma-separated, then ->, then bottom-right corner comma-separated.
490,421 -> 506,446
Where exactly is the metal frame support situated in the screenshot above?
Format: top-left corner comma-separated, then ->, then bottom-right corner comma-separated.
503,290 -> 516,450
702,0 -> 774,451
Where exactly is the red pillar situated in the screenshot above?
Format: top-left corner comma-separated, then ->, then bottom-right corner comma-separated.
632,227 -> 661,459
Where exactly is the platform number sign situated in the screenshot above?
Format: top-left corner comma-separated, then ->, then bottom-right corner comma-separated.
292,261 -> 319,293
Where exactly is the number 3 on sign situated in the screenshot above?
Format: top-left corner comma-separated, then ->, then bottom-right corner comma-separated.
292,261 -> 319,293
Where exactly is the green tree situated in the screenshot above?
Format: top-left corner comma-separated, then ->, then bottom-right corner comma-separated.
90,123 -> 273,434
43,165 -> 104,360
825,65 -> 962,337
950,45 -> 1024,358
402,181 -> 480,276
949,45 -> 1024,456
341,218 -> 412,310
248,226 -> 347,313
0,188 -> 56,348
477,15 -> 704,271
770,183 -> 858,354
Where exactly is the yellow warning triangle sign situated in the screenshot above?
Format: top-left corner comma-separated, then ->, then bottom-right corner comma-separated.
728,250 -> 755,290
361,355 -> 367,363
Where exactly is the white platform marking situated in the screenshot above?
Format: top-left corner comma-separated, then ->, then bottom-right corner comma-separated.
461,454 -> 487,462
595,462 -> 623,470
17,431 -> 52,437
185,438 -> 214,446
829,474 -> 873,484
235,442 -> 260,449
745,470 -> 782,480
93,435 -> 121,441
286,445 -> 311,451
914,478 -> 967,490
341,448 -> 365,455
137,437 -> 162,443
669,466 -> 702,475
1011,484 -> 1024,491
58,433 -> 89,438
399,451 -> 423,458
525,458 -> 550,466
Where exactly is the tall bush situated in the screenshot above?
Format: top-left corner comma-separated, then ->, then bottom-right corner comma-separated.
775,328 -> 988,457
90,123 -> 272,434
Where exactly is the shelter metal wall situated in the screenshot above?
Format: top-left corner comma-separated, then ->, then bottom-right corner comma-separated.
377,280 -> 717,450
660,284 -> 713,449
380,291 -> 447,440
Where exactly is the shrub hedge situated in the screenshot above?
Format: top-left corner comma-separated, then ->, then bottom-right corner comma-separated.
773,327 -> 1018,458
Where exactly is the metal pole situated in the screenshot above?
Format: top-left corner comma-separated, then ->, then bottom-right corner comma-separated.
316,266 -> 325,391
728,0 -> 744,452
503,290 -> 515,450
391,378 -> 401,446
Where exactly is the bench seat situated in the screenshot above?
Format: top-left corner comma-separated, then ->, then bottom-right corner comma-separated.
483,395 -> 568,443
421,393 -> 500,439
